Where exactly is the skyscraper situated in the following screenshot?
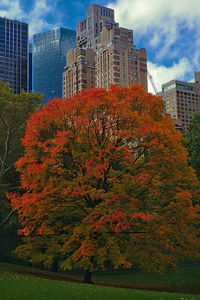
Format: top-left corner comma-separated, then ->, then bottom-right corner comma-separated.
0,17 -> 29,93
63,48 -> 95,98
76,4 -> 117,50
29,43 -> 32,92
63,4 -> 147,97
96,26 -> 147,90
33,27 -> 76,102
158,72 -> 200,132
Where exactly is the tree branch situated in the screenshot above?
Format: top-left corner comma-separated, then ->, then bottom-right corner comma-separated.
108,231 -> 146,235
0,209 -> 14,230
0,125 -> 11,183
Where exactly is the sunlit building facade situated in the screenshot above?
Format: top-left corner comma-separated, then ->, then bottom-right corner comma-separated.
63,48 -> 95,98
158,72 -> 200,132
96,26 -> 147,90
76,4 -> 117,50
63,4 -> 147,97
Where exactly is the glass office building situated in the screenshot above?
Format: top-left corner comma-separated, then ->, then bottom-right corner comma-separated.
33,28 -> 76,102
29,43 -> 32,92
0,17 -> 29,93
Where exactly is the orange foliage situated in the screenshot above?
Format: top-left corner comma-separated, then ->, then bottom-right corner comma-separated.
9,84 -> 200,272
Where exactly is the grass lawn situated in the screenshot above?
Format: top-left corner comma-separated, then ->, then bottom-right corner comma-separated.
93,267 -> 200,294
0,262 -> 200,300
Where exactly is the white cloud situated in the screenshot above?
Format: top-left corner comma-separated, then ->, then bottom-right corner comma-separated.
108,0 -> 200,34
28,0 -> 55,36
147,58 -> 192,93
108,0 -> 200,59
0,0 -> 59,37
108,0 -> 200,92
0,0 -> 25,19
149,33 -> 161,48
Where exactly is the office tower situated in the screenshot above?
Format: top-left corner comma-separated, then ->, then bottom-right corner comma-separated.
29,43 -> 32,92
33,28 -> 76,102
158,72 -> 200,132
0,17 -> 29,93
63,48 -> 95,98
96,26 -> 147,90
63,4 -> 147,97
76,4 -> 117,50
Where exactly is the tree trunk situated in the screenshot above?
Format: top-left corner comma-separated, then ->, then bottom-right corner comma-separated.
83,269 -> 92,284
51,257 -> 58,272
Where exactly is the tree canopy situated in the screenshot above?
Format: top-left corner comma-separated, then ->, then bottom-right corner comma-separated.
10,84 -> 200,282
0,80 -> 42,229
186,112 -> 200,180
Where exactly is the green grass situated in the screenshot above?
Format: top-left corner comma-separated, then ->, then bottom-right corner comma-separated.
0,271 -> 199,300
93,267 -> 200,294
1,261 -> 199,294
0,262 -> 200,300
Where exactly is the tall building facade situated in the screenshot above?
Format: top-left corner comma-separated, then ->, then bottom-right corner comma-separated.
29,43 -> 32,92
0,17 -> 29,93
76,4 -> 117,50
33,27 -> 76,102
63,48 -> 95,98
158,72 -> 200,132
63,4 -> 147,97
96,26 -> 147,90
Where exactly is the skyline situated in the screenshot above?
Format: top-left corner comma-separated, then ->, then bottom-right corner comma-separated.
0,0 -> 199,93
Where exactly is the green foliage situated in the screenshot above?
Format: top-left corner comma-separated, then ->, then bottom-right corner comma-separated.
0,224 -> 21,262
0,80 -> 43,259
186,112 -> 200,180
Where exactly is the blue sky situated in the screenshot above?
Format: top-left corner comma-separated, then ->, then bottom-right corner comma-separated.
1,0 -> 200,92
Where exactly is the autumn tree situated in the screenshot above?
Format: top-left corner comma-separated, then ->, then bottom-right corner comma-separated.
186,112 -> 200,180
0,80 -> 42,232
10,85 -> 200,283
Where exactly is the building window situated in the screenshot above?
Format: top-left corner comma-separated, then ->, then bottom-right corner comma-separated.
88,17 -> 92,30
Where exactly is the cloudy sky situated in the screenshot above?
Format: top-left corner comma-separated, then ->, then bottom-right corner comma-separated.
0,0 -> 199,92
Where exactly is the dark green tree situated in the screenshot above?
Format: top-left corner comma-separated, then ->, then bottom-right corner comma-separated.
186,113 -> 200,180
0,80 -> 43,234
